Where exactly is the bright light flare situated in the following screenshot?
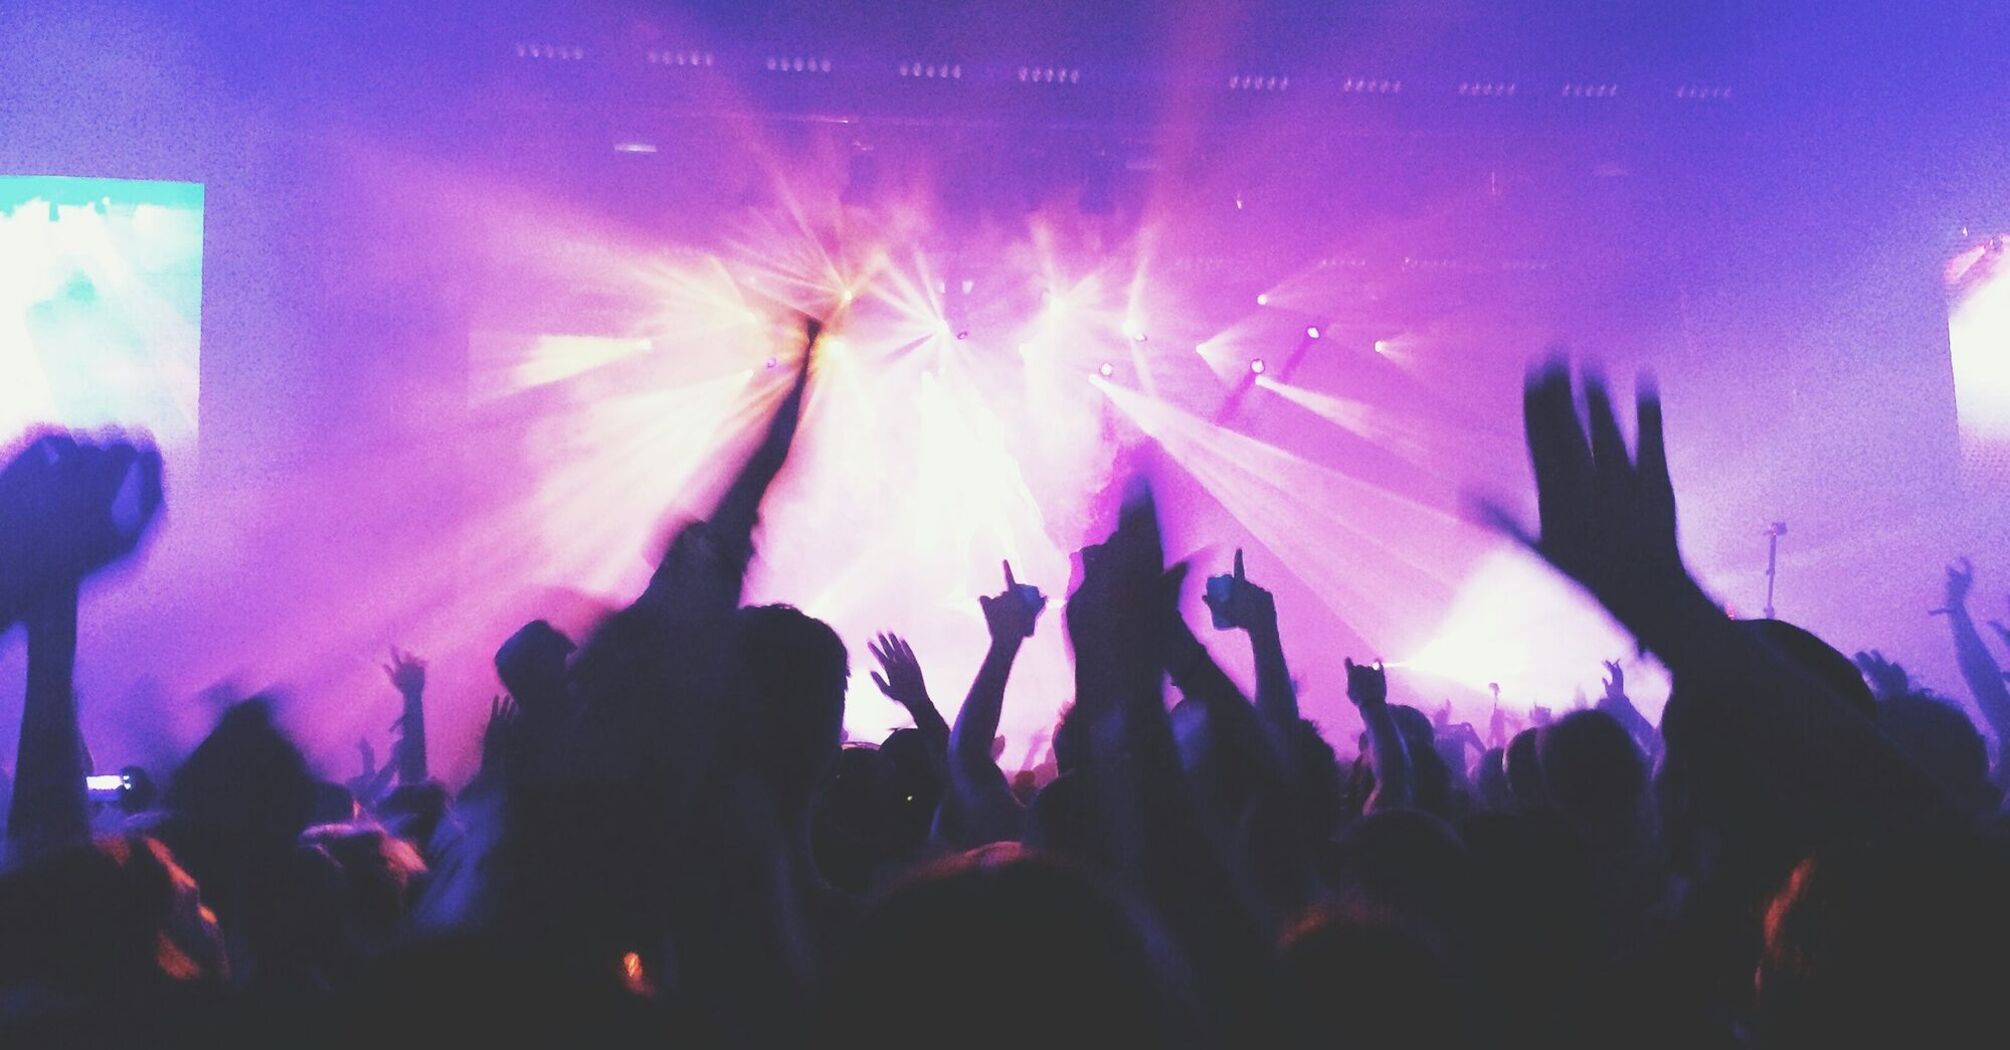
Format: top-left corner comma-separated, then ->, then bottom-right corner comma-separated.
1948,237 -> 2010,476
1095,380 -> 1473,654
1401,549 -> 1669,718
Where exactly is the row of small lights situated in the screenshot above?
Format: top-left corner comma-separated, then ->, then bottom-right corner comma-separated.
767,56 -> 833,73
647,50 -> 715,67
1229,74 -> 1289,92
515,48 -> 1726,102
516,43 -> 585,61
1019,66 -> 1082,84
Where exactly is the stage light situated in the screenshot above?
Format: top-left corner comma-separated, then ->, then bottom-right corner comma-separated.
1255,293 -> 1269,306
1306,326 -> 1321,339
840,288 -> 856,305
955,329 -> 970,341
1373,340 -> 1389,354
1099,362 -> 1115,377
960,278 -> 974,295
613,142 -> 658,154
765,356 -> 779,370
1249,359 -> 1266,374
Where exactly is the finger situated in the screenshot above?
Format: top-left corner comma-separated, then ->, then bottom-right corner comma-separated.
1524,360 -> 1590,532
1583,370 -> 1629,488
1003,559 -> 1016,589
1233,548 -> 1245,581
871,671 -> 891,695
1634,372 -> 1670,500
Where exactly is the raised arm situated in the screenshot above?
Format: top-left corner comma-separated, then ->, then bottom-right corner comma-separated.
1930,559 -> 2010,752
1485,363 -> 1949,830
941,561 -> 1043,844
1204,549 -> 1298,723
868,632 -> 950,790
8,581 -> 85,852
1347,658 -> 1412,812
1595,659 -> 1661,762
707,318 -> 818,568
383,647 -> 429,784
2,436 -> 163,855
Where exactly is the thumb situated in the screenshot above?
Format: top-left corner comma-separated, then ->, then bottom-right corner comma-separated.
1233,548 -> 1245,580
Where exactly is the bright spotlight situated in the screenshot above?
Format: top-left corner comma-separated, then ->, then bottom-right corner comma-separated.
1306,326 -> 1321,339
1098,362 -> 1115,377
1255,293 -> 1270,307
1121,320 -> 1144,341
1373,340 -> 1389,354
840,288 -> 856,305
1249,359 -> 1266,375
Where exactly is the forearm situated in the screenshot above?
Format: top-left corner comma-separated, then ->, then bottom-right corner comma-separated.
1247,620 -> 1298,728
1358,702 -> 1412,812
710,364 -> 809,551
8,582 -> 87,852
1944,607 -> 2010,742
952,639 -> 1019,769
398,693 -> 428,783
945,640 -> 1021,839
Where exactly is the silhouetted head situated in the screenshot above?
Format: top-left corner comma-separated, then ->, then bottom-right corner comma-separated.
1504,729 -> 1546,809
1658,619 -> 1883,883
731,604 -> 849,811
822,845 -> 1194,1048
1279,909 -> 1471,1049
1536,710 -> 1647,831
878,727 -> 943,846
1324,809 -> 1476,940
1473,747 -> 1512,811
495,619 -> 575,714
378,781 -> 450,850
297,823 -> 428,954
0,835 -> 225,998
811,745 -> 892,897
164,698 -> 316,865
1756,833 -> 2010,1050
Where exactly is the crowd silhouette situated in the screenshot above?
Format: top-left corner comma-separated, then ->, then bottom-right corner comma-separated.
1,321 -> 2006,1048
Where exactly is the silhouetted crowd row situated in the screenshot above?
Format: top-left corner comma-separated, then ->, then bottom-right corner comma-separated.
2,329 -> 2006,1048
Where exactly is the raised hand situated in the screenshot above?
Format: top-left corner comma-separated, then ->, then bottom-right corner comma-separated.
1932,558 -> 1975,615
868,632 -> 931,714
1202,548 -> 1277,632
480,694 -> 518,776
1344,658 -> 1388,708
383,646 -> 427,698
1601,659 -> 1627,702
1530,704 -> 1554,727
978,560 -> 1044,642
1482,362 -> 1689,637
1852,649 -> 1913,701
0,433 -> 165,628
